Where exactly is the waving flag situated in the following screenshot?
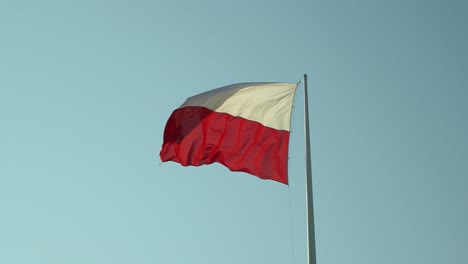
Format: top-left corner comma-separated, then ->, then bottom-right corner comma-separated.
160,82 -> 297,184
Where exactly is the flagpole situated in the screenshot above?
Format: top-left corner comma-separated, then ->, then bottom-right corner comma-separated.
303,74 -> 317,264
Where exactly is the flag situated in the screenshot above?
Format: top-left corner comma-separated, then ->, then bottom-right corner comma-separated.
160,82 -> 297,184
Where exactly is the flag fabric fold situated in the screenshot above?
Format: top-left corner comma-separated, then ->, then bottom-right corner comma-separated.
160,82 -> 297,184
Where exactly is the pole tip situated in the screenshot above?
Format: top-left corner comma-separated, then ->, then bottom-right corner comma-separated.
304,73 -> 308,78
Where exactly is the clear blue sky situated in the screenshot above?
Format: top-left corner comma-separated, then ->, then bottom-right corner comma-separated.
1,0 -> 467,263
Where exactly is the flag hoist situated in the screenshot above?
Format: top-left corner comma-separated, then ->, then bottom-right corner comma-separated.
160,74 -> 317,264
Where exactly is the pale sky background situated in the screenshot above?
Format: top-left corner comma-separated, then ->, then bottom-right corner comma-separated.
1,0 -> 467,263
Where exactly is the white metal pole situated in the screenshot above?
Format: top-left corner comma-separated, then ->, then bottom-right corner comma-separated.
303,73 -> 317,264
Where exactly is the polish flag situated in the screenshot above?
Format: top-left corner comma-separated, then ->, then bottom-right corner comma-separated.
160,82 -> 297,184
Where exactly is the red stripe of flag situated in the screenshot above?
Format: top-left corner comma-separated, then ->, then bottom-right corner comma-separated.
160,106 -> 290,184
